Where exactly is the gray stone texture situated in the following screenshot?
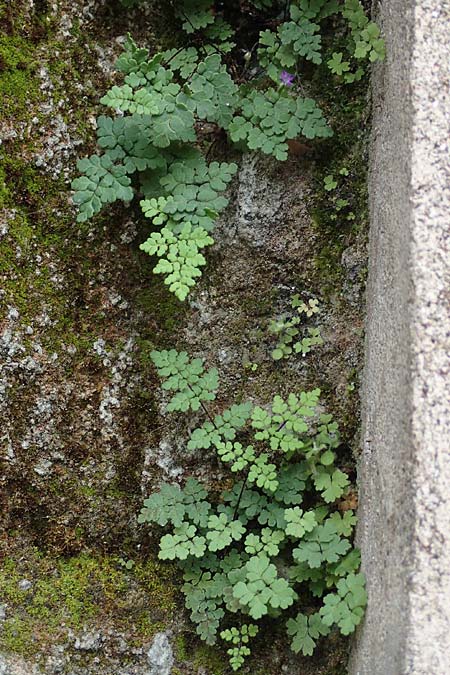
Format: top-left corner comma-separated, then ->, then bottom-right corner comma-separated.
350,0 -> 450,673
146,632 -> 174,675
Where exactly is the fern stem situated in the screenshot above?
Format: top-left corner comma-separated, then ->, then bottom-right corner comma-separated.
187,382 -> 217,426
233,470 -> 249,520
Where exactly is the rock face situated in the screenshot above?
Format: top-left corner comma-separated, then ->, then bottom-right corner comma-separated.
0,1 -> 368,673
147,632 -> 174,675
0,655 -> 41,675
350,0 -> 450,672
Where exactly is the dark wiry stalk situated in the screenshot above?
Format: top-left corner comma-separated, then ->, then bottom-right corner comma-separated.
233,469 -> 250,520
187,382 -> 217,426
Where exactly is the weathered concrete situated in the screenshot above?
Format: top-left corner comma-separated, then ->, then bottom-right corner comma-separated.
350,0 -> 450,673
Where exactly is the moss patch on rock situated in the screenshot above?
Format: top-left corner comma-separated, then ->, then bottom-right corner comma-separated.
0,34 -> 41,120
0,548 -> 179,658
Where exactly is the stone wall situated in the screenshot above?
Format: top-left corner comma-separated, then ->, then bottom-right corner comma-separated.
350,0 -> 450,672
0,2 -> 367,672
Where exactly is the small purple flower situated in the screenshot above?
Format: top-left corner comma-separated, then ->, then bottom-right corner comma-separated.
280,70 -> 295,87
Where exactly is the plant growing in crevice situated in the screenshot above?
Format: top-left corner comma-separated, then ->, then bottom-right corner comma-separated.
72,0 -> 384,301
321,167 -> 359,224
138,349 -> 366,670
270,294 -> 323,360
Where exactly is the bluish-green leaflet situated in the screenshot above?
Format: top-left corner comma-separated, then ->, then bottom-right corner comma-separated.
140,348 -> 365,669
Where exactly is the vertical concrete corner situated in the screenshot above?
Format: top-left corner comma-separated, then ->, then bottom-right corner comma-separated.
350,0 -> 450,673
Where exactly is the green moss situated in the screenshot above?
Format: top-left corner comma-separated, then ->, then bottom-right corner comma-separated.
175,634 -> 189,661
0,162 -> 106,357
302,47 -> 370,297
174,632 -> 229,672
132,615 -> 166,640
30,556 -> 126,626
135,282 -> 187,336
312,121 -> 368,295
0,618 -> 34,655
192,644 -> 228,674
0,559 -> 26,604
133,556 -> 179,615
175,635 -> 229,675
0,550 -> 179,657
0,35 -> 31,68
0,36 -> 41,118
0,162 -> 8,209
0,553 -> 125,640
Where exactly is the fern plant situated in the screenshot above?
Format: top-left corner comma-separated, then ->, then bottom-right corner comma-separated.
73,0 -> 383,302
229,88 -> 332,161
258,0 -> 385,85
71,39 -> 239,300
220,624 -> 259,671
138,348 -> 366,670
270,293 -> 323,360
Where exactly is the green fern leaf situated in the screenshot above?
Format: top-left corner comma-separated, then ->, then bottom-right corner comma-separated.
233,555 -> 297,619
140,223 -> 213,301
313,467 -> 350,502
279,15 -> 322,65
175,0 -> 215,33
150,349 -> 218,410
274,463 -> 309,505
100,84 -> 163,115
158,154 -> 238,232
178,54 -> 238,128
71,155 -> 133,222
247,454 -> 279,492
327,547 -> 361,577
115,34 -> 151,74
216,442 -> 256,472
159,522 -> 207,560
206,513 -> 246,552
230,89 -> 331,160
327,510 -> 357,536
284,507 -> 317,538
244,528 -> 285,557
287,611 -> 330,655
251,390 -> 320,455
221,624 -> 258,671
320,572 -> 367,634
293,520 -> 351,568
96,116 -> 168,174
161,47 -> 200,78
188,402 -> 252,451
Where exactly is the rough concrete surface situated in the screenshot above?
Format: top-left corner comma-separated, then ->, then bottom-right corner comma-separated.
350,0 -> 450,673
